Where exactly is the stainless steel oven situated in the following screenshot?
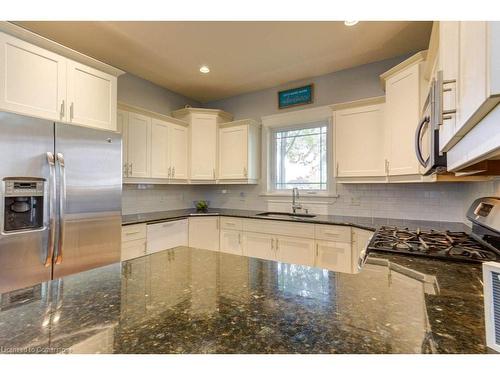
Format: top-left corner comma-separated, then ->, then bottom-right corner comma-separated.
415,71 -> 449,175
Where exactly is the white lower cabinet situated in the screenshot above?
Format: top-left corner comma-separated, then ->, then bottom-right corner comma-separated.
219,229 -> 243,255
122,218 -> 363,273
242,232 -> 276,261
315,240 -> 352,273
146,219 -> 188,254
188,217 -> 220,251
121,224 -> 147,261
276,235 -> 315,267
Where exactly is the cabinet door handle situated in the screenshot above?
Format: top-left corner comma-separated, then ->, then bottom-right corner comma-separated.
60,100 -> 65,118
336,162 -> 339,176
123,163 -> 128,176
271,238 -> 274,250
168,166 -> 171,178
238,233 -> 241,245
130,163 -> 133,176
213,168 -> 216,179
243,167 -> 247,177
316,243 -> 319,257
172,167 -> 175,177
275,238 -> 279,252
70,102 -> 74,120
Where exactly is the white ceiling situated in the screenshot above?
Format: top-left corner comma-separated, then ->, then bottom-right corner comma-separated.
14,21 -> 432,103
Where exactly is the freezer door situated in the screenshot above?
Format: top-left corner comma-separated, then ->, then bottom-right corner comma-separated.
53,123 -> 121,279
0,112 -> 54,293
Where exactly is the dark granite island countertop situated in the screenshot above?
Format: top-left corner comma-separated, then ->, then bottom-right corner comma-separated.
0,247 -> 489,354
122,208 -> 471,232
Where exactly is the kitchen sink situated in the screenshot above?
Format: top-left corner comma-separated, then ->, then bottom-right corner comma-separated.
256,211 -> 317,219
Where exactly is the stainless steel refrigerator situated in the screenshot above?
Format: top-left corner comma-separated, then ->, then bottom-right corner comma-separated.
0,111 -> 121,294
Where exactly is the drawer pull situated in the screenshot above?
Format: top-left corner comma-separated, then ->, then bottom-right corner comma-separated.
125,231 -> 141,235
225,222 -> 236,226
323,231 -> 340,236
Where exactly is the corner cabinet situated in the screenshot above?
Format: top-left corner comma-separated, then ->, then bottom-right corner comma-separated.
0,31 -> 120,131
218,119 -> 261,183
333,98 -> 387,182
172,108 -> 233,183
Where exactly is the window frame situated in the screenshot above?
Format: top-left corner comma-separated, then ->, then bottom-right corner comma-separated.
268,119 -> 333,196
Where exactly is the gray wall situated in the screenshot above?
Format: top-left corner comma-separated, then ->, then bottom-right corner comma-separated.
205,55 -> 408,120
118,73 -> 200,115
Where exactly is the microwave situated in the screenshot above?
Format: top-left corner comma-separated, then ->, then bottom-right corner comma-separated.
415,71 -> 450,175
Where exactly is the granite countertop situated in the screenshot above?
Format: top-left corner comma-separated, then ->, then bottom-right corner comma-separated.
0,247 -> 489,354
122,208 -> 470,233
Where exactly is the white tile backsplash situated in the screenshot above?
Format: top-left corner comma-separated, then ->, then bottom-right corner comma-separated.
122,179 -> 500,223
122,184 -> 199,215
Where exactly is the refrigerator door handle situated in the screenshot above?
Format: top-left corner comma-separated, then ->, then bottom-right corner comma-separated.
55,153 -> 66,264
45,152 -> 57,267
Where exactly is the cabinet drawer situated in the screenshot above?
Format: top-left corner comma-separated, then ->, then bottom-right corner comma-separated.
242,218 -> 315,239
121,224 -> 146,242
314,224 -> 351,242
220,217 -> 243,231
121,238 -> 146,261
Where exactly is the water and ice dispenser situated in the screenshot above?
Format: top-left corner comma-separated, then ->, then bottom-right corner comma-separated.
3,178 -> 45,232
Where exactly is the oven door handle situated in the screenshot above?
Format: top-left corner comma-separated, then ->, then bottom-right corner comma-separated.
415,115 -> 430,168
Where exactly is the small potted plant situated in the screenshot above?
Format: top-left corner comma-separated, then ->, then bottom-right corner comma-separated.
195,200 -> 209,213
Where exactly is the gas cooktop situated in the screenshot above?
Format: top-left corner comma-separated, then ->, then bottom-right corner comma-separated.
368,226 -> 500,263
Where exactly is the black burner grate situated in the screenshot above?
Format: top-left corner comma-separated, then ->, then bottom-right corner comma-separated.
368,226 -> 500,263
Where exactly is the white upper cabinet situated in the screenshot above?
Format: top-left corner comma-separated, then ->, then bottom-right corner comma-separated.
190,114 -> 218,180
169,123 -> 189,180
456,22 -> 500,139
66,60 -> 117,131
0,31 -> 120,130
172,108 -> 233,182
218,119 -> 260,182
127,112 -> 151,178
334,99 -> 386,179
119,105 -> 190,182
117,109 -> 129,178
150,118 -> 170,179
438,21 -> 460,152
439,21 -> 500,171
383,58 -> 425,177
0,32 -> 66,122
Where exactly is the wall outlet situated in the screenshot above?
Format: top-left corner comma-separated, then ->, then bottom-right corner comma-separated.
350,197 -> 361,206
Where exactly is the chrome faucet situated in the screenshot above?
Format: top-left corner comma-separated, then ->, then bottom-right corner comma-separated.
292,187 -> 302,214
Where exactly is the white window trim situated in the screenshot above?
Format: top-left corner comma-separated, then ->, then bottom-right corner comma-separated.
260,105 -> 338,197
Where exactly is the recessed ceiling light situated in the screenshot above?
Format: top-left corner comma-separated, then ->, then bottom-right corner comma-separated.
344,21 -> 359,26
199,65 -> 210,74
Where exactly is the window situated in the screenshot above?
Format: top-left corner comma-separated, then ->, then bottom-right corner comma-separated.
271,122 -> 328,191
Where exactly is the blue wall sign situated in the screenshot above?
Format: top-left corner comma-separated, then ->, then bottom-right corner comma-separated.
278,84 -> 314,109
